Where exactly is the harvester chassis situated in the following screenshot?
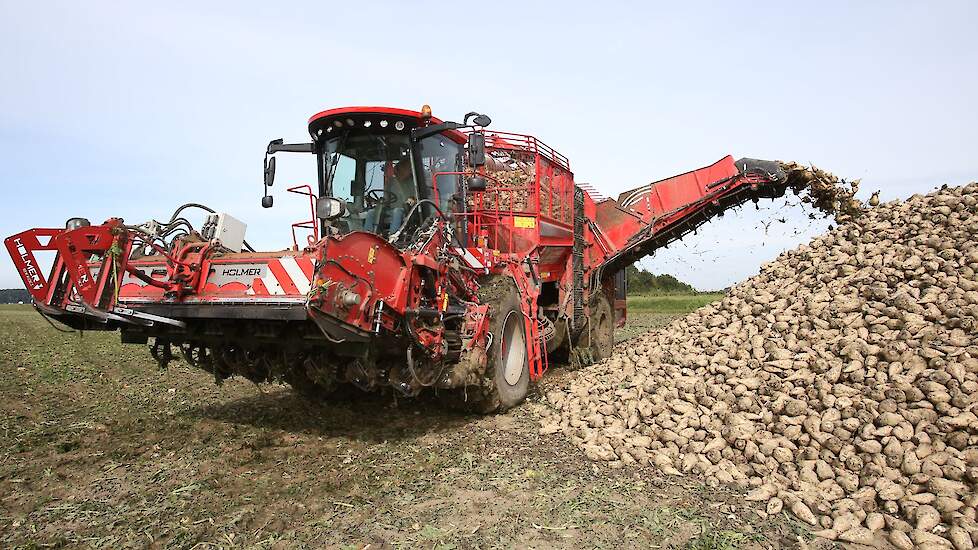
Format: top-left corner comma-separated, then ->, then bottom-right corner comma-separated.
6,106 -> 799,412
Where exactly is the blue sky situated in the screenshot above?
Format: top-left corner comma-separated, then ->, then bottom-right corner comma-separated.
2,1 -> 976,289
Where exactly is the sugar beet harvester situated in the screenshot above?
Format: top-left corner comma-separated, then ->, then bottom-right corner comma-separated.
7,106 -> 793,411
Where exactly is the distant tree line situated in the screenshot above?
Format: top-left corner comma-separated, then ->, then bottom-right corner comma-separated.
625,265 -> 696,295
1,269 -> 703,303
0,289 -> 30,304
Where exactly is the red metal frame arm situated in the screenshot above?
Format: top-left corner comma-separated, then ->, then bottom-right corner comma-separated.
52,223 -> 123,305
4,228 -> 64,303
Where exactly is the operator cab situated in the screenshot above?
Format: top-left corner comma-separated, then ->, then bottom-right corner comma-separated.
308,108 -> 466,241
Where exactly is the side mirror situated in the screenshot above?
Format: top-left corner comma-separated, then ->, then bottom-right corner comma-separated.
264,156 -> 276,188
472,114 -> 491,127
261,195 -> 274,208
316,196 -> 347,220
468,133 -> 486,167
468,175 -> 487,192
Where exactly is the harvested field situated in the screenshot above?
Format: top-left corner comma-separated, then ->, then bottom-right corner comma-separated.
541,183 -> 978,549
5,177 -> 973,550
617,295 -> 725,343
1,300 -> 808,549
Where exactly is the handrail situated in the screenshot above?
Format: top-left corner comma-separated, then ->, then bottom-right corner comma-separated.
460,129 -> 571,171
287,185 -> 320,249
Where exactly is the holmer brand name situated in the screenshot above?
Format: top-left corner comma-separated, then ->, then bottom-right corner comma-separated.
221,267 -> 262,277
14,238 -> 43,290
206,263 -> 267,287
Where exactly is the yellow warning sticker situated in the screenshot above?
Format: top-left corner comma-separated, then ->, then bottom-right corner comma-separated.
513,216 -> 536,229
367,246 -> 377,264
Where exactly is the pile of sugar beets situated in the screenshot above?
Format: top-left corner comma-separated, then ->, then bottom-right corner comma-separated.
540,179 -> 978,549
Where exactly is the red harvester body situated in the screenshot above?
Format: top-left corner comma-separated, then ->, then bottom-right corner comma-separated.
7,106 -> 790,411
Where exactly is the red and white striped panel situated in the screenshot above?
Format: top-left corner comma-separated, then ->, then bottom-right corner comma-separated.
453,247 -> 492,271
247,256 -> 315,296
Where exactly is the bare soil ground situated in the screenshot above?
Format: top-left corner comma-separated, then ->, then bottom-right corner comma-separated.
0,302 -> 819,549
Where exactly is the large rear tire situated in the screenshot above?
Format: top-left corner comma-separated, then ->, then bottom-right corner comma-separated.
573,292 -> 614,365
446,277 -> 530,413
493,304 -> 530,409
588,293 -> 615,361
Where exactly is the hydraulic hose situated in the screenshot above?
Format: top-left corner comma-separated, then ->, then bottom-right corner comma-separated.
165,203 -> 255,251
168,203 -> 215,223
388,199 -> 448,243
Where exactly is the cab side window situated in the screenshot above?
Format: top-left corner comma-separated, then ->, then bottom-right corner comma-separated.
419,136 -> 462,213
329,153 -> 356,203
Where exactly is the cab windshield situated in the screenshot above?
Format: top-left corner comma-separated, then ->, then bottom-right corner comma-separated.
319,129 -> 463,239
321,131 -> 417,238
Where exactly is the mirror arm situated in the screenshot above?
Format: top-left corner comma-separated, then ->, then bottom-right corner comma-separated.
411,121 -> 463,141
261,139 -> 313,208
268,142 -> 315,154
411,112 -> 491,141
